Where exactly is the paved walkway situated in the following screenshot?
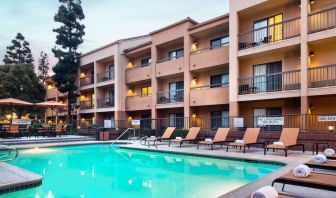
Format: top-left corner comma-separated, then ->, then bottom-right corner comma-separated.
0,135 -> 95,145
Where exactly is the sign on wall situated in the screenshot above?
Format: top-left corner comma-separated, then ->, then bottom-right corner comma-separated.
257,117 -> 284,126
318,116 -> 336,122
12,119 -> 31,125
131,120 -> 141,126
234,118 -> 244,128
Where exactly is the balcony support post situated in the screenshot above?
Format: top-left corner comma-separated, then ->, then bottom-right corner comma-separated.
151,45 -> 158,130
184,34 -> 191,126
301,0 -> 309,115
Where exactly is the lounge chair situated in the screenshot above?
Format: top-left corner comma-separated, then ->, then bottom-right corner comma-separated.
197,128 -> 230,150
145,127 -> 175,148
305,160 -> 336,171
55,124 -> 63,136
247,193 -> 299,198
272,172 -> 336,192
9,125 -> 20,138
168,127 -> 201,147
327,154 -> 336,160
264,128 -> 304,157
226,128 -> 263,153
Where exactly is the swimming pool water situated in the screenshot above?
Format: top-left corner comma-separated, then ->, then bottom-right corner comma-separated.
2,144 -> 281,198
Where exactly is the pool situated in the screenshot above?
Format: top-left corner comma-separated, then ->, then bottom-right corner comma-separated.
2,144 -> 281,198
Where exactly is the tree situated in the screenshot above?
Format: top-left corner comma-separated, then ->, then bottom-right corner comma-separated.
3,33 -> 34,64
37,51 -> 50,82
0,64 -> 46,118
52,0 -> 85,124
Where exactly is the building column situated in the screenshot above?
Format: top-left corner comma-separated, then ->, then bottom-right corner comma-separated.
300,0 -> 309,115
229,10 -> 239,117
151,45 -> 158,129
184,34 -> 191,122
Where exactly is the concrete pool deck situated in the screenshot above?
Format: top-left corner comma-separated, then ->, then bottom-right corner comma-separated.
0,140 -> 335,197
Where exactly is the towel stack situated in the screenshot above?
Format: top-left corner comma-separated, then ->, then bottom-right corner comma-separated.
235,140 -> 244,144
251,185 -> 278,198
313,154 -> 327,164
293,164 -> 311,178
324,148 -> 335,156
176,137 -> 182,140
205,138 -> 212,142
273,141 -> 283,146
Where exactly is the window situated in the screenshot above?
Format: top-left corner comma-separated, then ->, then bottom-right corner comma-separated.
140,114 -> 151,129
90,70 -> 94,83
169,81 -> 184,103
141,58 -> 151,67
253,107 -> 282,131
108,64 -> 114,79
253,61 -> 282,92
141,86 -> 152,97
108,90 -> 114,106
210,74 -> 229,88
169,113 -> 184,129
210,36 -> 229,49
168,49 -> 184,60
253,14 -> 283,44
211,111 -> 229,129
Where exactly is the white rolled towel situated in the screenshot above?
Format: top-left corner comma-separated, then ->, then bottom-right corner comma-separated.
324,148 -> 335,156
251,185 -> 278,198
205,138 -> 212,142
293,164 -> 311,178
149,136 -> 156,139
274,141 -> 283,146
235,140 -> 244,144
313,154 -> 327,164
176,137 -> 182,140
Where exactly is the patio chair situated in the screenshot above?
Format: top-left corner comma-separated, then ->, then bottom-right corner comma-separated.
197,128 -> 230,150
55,124 -> 63,136
9,125 -> 20,138
226,128 -> 264,153
63,124 -> 69,136
246,194 -> 298,198
145,127 -> 175,148
272,172 -> 336,192
305,159 -> 336,171
168,127 -> 201,147
264,128 -> 304,157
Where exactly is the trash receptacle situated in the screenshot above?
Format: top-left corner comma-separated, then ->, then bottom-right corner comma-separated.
99,131 -> 109,141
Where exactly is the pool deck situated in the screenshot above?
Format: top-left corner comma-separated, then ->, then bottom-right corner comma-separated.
0,140 -> 335,197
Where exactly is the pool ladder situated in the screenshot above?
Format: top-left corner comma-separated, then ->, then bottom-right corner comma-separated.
0,145 -> 18,162
110,128 -> 137,146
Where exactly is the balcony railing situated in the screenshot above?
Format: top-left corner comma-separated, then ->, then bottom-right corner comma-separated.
190,42 -> 229,55
238,17 -> 301,50
126,63 -> 151,70
309,7 -> 336,33
238,70 -> 301,95
308,64 -> 336,88
97,98 -> 114,108
157,55 -> 184,63
157,89 -> 184,104
80,76 -> 94,87
80,100 -> 94,110
191,83 -> 229,90
97,70 -> 114,83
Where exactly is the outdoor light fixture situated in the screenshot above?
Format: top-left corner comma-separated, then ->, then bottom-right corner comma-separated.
328,126 -> 334,132
310,0 -> 315,4
309,51 -> 315,57
309,103 -> 315,109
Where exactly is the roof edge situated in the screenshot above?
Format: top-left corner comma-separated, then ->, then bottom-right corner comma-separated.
188,13 -> 229,31
150,17 -> 198,35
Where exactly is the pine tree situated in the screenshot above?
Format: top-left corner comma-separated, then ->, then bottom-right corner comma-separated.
3,33 -> 34,64
52,0 -> 85,124
37,51 -> 50,82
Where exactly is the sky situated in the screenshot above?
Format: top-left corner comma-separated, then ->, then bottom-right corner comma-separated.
0,0 -> 229,68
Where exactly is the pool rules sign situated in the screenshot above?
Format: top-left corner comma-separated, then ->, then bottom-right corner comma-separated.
257,117 -> 284,126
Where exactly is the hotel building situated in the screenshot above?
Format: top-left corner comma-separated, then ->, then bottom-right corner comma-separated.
46,0 -> 336,134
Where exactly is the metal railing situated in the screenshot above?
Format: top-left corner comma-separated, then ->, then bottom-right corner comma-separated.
157,55 -> 184,63
110,128 -> 136,146
238,70 -> 301,95
0,145 -> 18,162
97,70 -> 114,83
80,100 -> 94,110
126,63 -> 151,70
191,42 -> 229,55
308,64 -> 336,88
80,76 -> 94,87
191,83 -> 229,90
157,89 -> 184,104
309,7 -> 336,33
97,98 -> 115,108
238,17 -> 301,50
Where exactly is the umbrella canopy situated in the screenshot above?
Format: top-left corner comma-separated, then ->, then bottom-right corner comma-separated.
0,98 -> 33,106
35,101 -> 66,107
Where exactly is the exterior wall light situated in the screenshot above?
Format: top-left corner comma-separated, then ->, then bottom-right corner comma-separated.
309,51 -> 315,57
328,126 -> 334,132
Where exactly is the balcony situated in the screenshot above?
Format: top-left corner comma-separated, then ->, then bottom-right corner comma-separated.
80,76 -> 94,87
80,100 -> 94,110
46,88 -> 57,99
238,17 -> 301,50
309,7 -> 336,34
308,64 -> 336,88
156,56 -> 184,77
190,84 -> 229,106
126,65 -> 151,84
190,45 -> 229,71
126,95 -> 152,111
97,70 -> 114,83
157,89 -> 184,105
238,70 -> 301,95
97,98 -> 114,109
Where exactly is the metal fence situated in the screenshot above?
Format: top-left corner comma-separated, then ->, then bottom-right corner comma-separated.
309,7 -> 336,33
79,100 -> 94,110
308,64 -> 336,88
79,76 -> 94,87
97,98 -> 114,108
97,70 -> 114,83
157,89 -> 184,104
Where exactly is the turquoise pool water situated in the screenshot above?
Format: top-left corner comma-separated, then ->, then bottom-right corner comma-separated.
2,144 -> 281,198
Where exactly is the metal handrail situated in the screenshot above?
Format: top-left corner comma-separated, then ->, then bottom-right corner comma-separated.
0,145 -> 18,162
110,128 -> 136,146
